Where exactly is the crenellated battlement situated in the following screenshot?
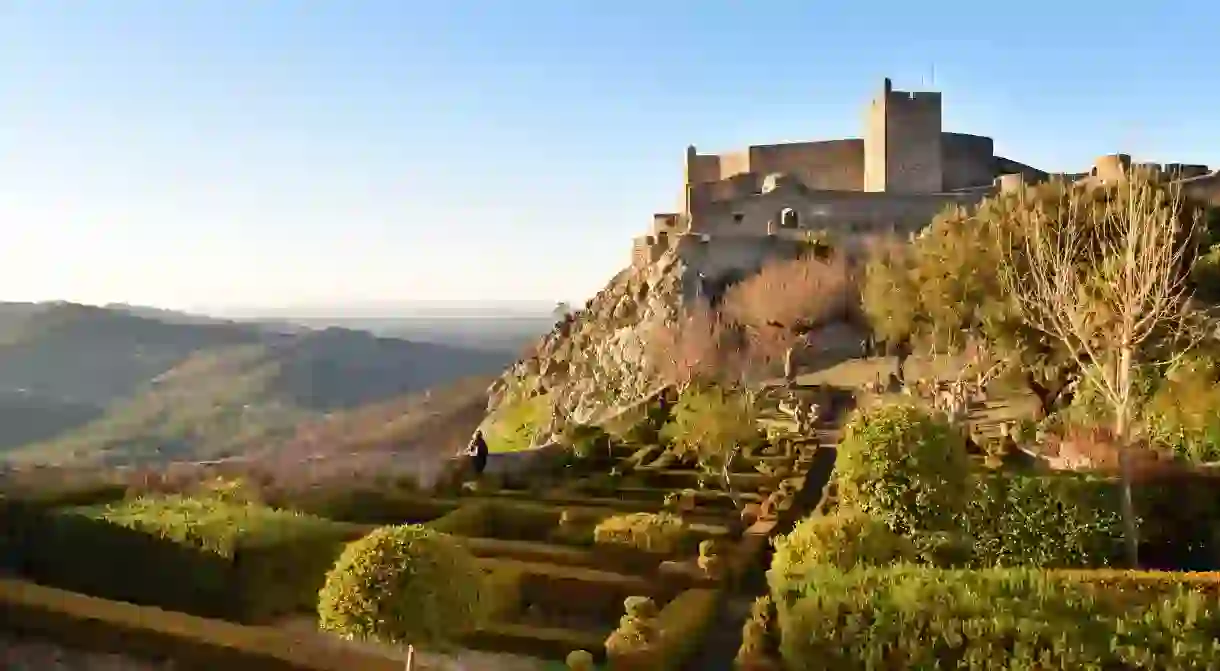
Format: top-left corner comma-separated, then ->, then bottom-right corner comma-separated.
634,77 -> 1216,277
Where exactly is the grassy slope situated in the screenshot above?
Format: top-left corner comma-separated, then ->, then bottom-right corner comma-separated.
0,303 -> 515,467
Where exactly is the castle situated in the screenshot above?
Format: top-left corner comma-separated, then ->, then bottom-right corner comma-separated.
632,78 -> 1220,296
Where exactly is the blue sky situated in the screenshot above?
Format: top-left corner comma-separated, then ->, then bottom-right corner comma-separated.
0,1 -> 1215,313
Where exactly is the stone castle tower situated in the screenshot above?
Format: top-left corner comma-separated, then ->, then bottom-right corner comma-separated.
863,77 -> 944,194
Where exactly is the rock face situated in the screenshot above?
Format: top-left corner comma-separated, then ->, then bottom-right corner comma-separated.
486,249 -> 690,424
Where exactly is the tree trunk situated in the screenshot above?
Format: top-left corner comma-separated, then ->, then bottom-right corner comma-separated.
1114,346 -> 1140,568
893,339 -> 911,384
722,446 -> 743,512
1024,374 -> 1074,420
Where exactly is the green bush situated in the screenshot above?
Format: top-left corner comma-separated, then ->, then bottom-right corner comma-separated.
769,510 -> 914,591
594,512 -> 689,555
965,473 -> 1125,568
774,565 -> 1220,670
1145,355 -> 1220,463
836,402 -> 969,535
736,595 -> 777,665
317,524 -> 487,648
482,394 -> 553,453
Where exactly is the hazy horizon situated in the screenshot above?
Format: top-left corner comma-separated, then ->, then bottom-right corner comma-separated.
3,2 -> 1216,311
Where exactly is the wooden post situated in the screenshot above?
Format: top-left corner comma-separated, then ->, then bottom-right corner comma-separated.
405,644 -> 415,671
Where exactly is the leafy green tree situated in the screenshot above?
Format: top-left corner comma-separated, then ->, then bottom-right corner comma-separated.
662,385 -> 760,509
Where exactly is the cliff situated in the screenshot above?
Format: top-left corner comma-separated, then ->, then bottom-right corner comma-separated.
485,248 -> 690,426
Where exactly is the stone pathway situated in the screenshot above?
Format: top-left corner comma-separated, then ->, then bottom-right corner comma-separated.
682,405 -> 847,671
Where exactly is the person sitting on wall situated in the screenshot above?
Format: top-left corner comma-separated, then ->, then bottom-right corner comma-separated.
462,429 -> 489,477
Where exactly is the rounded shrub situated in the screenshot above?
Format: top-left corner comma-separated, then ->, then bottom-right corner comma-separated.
317,524 -> 486,648
770,510 -> 914,580
837,402 -> 969,534
566,649 -> 596,670
607,595 -> 661,655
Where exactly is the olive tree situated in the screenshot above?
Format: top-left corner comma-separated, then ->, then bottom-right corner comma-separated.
862,189 -> 1096,417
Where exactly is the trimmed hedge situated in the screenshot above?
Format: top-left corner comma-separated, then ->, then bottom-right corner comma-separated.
769,510 -> 914,584
965,473 -> 1125,568
594,512 -> 689,555
476,558 -> 665,630
269,486 -> 457,525
1134,471 -> 1220,570
0,578 -> 402,671
4,495 -> 366,622
652,588 -> 721,669
428,501 -> 578,543
773,566 -> 1220,670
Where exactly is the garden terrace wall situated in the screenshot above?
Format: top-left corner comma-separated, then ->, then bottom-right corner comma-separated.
0,578 -> 402,671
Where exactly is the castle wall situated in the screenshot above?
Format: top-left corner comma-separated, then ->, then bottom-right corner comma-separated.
746,140 -> 864,191
719,150 -> 751,180
941,133 -> 996,191
1181,171 -> 1220,207
689,184 -> 981,239
995,156 -> 1049,184
673,234 -> 806,291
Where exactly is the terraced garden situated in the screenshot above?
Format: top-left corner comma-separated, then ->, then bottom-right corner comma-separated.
0,383 -> 843,669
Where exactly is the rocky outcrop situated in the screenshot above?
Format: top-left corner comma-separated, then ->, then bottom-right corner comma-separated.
486,249 -> 690,424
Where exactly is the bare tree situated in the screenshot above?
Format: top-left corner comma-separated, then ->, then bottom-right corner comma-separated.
1000,177 -> 1206,566
644,305 -> 747,391
721,252 -> 855,385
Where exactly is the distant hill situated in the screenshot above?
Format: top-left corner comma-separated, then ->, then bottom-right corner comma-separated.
0,302 -> 517,467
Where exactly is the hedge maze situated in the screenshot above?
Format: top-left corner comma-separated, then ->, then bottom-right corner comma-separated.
0,385 -> 838,669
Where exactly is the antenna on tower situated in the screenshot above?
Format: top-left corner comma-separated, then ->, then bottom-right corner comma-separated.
930,63 -> 937,89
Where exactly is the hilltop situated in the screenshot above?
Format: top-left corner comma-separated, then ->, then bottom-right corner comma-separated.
0,302 -> 517,467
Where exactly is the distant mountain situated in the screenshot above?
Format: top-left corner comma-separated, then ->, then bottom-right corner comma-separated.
103,303 -> 233,326
0,302 -> 517,467
277,316 -> 556,353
